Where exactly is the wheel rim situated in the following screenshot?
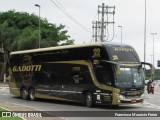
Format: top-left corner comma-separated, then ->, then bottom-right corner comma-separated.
29,89 -> 35,100
22,89 -> 27,99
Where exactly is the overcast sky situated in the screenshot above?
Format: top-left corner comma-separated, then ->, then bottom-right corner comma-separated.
0,0 -> 160,67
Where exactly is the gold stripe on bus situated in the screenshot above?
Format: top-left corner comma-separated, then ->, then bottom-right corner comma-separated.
11,43 -> 102,55
119,64 -> 141,67
35,93 -> 78,102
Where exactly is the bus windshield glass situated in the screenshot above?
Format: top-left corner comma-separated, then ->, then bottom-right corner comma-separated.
104,45 -> 140,64
115,68 -> 144,88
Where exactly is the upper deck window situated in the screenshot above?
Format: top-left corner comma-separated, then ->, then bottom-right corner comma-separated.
104,45 -> 140,64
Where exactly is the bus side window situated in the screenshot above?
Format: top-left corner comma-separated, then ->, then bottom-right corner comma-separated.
60,72 -> 70,85
53,72 -> 61,85
95,71 -> 113,86
52,72 -> 71,86
72,72 -> 85,84
101,71 -> 112,85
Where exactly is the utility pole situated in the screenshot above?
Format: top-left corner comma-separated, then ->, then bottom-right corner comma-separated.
100,3 -> 105,42
92,3 -> 115,42
92,21 -> 100,42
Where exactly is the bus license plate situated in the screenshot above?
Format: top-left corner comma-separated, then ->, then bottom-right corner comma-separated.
131,99 -> 137,103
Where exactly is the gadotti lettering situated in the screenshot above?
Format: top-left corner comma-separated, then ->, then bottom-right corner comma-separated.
12,65 -> 42,72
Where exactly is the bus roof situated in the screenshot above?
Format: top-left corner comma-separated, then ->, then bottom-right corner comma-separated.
10,42 -> 130,55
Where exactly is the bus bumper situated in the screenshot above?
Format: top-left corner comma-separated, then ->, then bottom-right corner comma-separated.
116,93 -> 144,105
119,98 -> 143,104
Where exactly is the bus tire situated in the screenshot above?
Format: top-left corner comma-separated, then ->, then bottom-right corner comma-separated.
21,88 -> 28,100
29,88 -> 36,101
85,92 -> 93,107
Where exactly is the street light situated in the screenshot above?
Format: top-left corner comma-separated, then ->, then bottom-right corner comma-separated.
118,26 -> 122,43
143,0 -> 147,81
151,33 -> 157,67
35,4 -> 41,48
144,0 -> 147,63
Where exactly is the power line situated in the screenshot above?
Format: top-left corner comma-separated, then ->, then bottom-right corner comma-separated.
49,0 -> 92,33
92,12 -> 98,21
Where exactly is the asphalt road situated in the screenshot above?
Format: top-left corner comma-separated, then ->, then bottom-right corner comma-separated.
0,82 -> 160,120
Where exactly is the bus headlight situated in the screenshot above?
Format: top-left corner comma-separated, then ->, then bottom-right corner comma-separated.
140,93 -> 145,98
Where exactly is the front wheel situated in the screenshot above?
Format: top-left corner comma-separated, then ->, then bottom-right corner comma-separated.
85,92 -> 93,107
29,88 -> 36,101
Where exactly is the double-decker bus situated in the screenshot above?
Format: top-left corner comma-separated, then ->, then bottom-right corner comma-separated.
8,42 -> 153,107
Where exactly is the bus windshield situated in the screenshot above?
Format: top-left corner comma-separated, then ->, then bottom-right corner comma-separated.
115,68 -> 144,88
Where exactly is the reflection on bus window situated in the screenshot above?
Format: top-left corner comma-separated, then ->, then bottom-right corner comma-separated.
115,68 -> 143,88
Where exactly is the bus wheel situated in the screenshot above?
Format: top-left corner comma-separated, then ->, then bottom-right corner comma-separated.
21,88 -> 28,100
86,92 -> 93,107
29,88 -> 36,101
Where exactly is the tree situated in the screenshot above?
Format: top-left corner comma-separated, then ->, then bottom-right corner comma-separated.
0,10 -> 74,81
0,20 -> 19,81
0,10 -> 74,51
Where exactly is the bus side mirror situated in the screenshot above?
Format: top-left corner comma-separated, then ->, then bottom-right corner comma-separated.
141,62 -> 154,76
101,60 -> 120,76
150,66 -> 154,76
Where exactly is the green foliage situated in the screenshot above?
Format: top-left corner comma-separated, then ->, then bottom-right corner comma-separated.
154,69 -> 160,80
145,69 -> 160,80
0,10 -> 74,51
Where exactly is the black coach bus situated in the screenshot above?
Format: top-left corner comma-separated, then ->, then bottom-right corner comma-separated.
8,42 -> 153,107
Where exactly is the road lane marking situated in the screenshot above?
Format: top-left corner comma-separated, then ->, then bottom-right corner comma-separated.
132,101 -> 160,110
143,101 -> 160,109
0,87 -> 9,90
1,93 -> 9,95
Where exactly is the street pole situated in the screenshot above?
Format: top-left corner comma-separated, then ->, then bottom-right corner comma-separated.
118,26 -> 122,43
144,0 -> 147,81
35,4 -> 41,48
144,0 -> 146,63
